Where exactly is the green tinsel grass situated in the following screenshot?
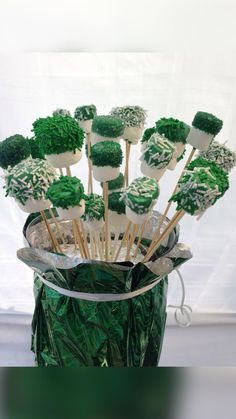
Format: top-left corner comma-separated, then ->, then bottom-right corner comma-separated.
74,104 -> 97,121
108,192 -> 126,214
92,115 -> 125,138
0,134 -> 31,169
141,127 -> 156,144
91,141 -> 123,167
192,112 -> 223,136
46,176 -> 84,209
155,117 -> 190,144
32,115 -> 84,155
81,193 -> 104,221
101,173 -> 124,190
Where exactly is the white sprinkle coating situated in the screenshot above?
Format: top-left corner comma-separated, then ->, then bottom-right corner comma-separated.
121,176 -> 159,215
5,158 -> 57,205
140,133 -> 175,168
199,140 -> 236,172
110,106 -> 147,127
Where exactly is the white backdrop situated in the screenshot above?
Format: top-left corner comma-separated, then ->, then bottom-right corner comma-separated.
0,52 -> 236,316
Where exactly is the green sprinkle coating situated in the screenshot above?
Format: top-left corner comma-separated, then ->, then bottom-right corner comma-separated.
74,104 -> 97,121
92,115 -> 125,138
110,106 -> 147,128
141,127 -> 156,144
101,173 -> 124,191
192,111 -> 223,135
46,176 -> 84,210
122,177 -> 159,215
90,141 -> 123,168
170,159 -> 229,215
187,157 -> 229,198
0,134 -> 31,169
155,117 -> 190,144
32,115 -> 84,155
199,140 -> 236,172
108,192 -> 126,214
5,158 -> 57,205
28,137 -> 45,160
82,194 -> 104,221
53,108 -> 71,117
142,133 -> 175,168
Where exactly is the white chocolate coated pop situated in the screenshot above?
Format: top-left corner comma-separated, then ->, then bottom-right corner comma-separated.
93,165 -> 120,182
17,197 -> 51,213
124,125 -> 144,144
56,200 -> 85,220
140,160 -> 166,180
45,150 -> 82,168
108,210 -> 129,233
77,119 -> 93,134
186,126 -> 214,151
126,206 -> 151,225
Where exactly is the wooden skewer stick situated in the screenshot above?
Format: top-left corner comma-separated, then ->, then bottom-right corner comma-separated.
147,147 -> 196,251
79,221 -> 90,259
132,220 -> 147,259
113,221 -> 132,262
40,210 -> 59,252
95,231 -> 104,260
48,208 -> 66,246
66,166 -> 72,177
73,219 -> 87,258
143,210 -> 185,263
59,168 -> 63,176
125,141 -> 131,186
103,182 -> 109,262
87,133 -> 93,194
126,223 -> 139,261
72,220 -> 78,250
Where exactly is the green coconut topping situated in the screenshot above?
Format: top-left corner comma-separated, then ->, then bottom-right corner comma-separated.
122,177 -> 159,215
155,117 -> 190,144
170,166 -> 226,215
28,137 -> 45,160
92,115 -> 125,138
53,108 -> 71,117
141,127 -> 156,144
5,158 -> 57,205
90,141 -> 123,168
32,115 -> 84,155
199,140 -> 236,172
192,111 -> 223,135
187,157 -> 229,198
142,133 -> 175,169
101,173 -> 124,191
81,193 -> 104,221
110,106 -> 147,128
0,134 -> 31,169
74,104 -> 97,121
108,192 -> 126,214
46,176 -> 84,210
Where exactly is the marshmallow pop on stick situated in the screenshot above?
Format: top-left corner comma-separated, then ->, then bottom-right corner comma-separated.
91,115 -> 125,145
81,193 -> 105,260
155,112 -> 223,239
110,106 -> 147,186
140,133 -> 175,180
90,140 -> 123,261
74,105 -> 97,193
101,172 -> 125,194
108,191 -> 129,234
155,117 -> 190,171
4,158 -> 59,251
116,177 -> 159,261
199,140 -> 236,172
46,176 -> 87,257
0,134 -> 31,171
32,114 -> 84,169
143,158 -> 229,262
